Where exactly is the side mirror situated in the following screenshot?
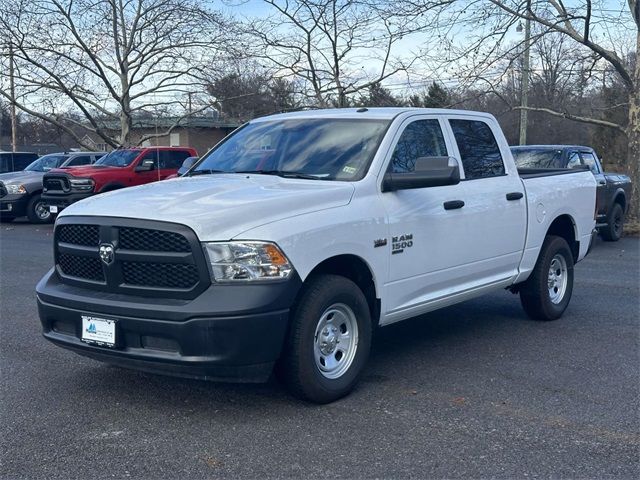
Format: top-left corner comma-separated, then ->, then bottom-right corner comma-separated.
382,156 -> 461,192
135,158 -> 155,172
178,156 -> 198,176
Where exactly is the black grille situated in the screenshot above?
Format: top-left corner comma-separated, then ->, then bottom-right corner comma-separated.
122,262 -> 199,289
119,227 -> 191,252
44,175 -> 69,192
58,253 -> 105,282
58,224 -> 100,246
54,219 -> 208,299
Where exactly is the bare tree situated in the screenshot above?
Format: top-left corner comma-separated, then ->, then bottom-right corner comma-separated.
424,0 -> 637,216
240,0 -> 441,107
0,0 -> 228,148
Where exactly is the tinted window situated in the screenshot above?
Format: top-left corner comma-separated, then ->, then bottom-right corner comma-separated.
65,155 -> 92,166
450,119 -> 505,179
511,148 -> 563,169
389,120 -> 447,173
1,153 -> 39,172
160,150 -> 190,169
193,119 -> 389,181
580,152 -> 600,173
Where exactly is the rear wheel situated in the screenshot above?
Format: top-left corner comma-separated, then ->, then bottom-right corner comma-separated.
277,274 -> 372,403
520,235 -> 574,321
26,194 -> 53,224
600,203 -> 624,242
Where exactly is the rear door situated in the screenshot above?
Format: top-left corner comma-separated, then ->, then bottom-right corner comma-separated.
159,150 -> 191,178
445,116 -> 527,284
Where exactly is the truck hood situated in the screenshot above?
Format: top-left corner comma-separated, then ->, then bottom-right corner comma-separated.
60,174 -> 355,240
49,165 -> 123,177
0,170 -> 43,186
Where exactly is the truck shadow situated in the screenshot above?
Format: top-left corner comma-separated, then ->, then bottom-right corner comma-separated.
67,292 -> 528,411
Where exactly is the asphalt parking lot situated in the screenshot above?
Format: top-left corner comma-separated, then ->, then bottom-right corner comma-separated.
1,220 -> 639,479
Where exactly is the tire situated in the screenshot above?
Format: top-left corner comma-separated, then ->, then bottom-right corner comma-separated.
26,194 -> 53,224
520,235 -> 574,321
277,274 -> 372,403
600,203 -> 624,242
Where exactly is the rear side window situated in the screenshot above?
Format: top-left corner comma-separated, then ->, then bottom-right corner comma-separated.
160,150 -> 191,169
389,119 -> 447,173
567,152 -> 581,169
449,119 -> 505,180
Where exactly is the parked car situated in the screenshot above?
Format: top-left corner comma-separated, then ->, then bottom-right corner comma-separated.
0,151 -> 106,223
165,156 -> 199,180
36,108 -> 596,403
41,146 -> 196,214
0,151 -> 39,173
511,145 -> 632,241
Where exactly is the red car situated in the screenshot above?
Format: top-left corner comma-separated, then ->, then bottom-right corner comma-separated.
42,147 -> 196,213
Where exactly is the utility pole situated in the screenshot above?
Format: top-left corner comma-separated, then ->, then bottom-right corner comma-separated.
518,17 -> 531,146
9,42 -> 18,152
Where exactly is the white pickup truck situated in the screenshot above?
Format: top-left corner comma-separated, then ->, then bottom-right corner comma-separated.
36,108 -> 597,403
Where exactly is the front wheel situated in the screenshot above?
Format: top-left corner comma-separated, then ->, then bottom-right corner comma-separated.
520,235 -> 574,321
26,194 -> 53,224
277,274 -> 372,403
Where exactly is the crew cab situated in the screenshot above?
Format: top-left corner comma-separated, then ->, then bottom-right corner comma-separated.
41,147 -> 196,214
0,151 -> 106,224
36,108 -> 597,403
511,145 -> 632,241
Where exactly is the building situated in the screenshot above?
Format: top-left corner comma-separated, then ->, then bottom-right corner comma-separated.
84,116 -> 240,157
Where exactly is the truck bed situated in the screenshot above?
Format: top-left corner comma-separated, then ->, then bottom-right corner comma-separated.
518,166 -> 590,179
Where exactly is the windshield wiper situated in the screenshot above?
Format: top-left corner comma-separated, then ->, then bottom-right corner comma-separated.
235,170 -> 327,180
187,169 -> 228,176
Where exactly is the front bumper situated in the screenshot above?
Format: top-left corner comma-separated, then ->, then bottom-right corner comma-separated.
0,194 -> 29,218
41,191 -> 93,212
37,268 -> 302,382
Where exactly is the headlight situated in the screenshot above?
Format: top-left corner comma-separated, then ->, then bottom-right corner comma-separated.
5,184 -> 27,195
69,178 -> 95,191
202,241 -> 293,282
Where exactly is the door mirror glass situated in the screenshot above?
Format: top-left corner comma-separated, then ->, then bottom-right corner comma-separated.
135,158 -> 155,172
382,156 -> 461,192
178,156 -> 198,176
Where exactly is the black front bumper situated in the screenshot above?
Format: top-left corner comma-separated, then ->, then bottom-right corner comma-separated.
37,269 -> 301,382
0,194 -> 29,218
41,191 -> 93,211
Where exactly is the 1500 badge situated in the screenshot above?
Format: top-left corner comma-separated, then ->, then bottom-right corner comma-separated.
392,234 -> 413,254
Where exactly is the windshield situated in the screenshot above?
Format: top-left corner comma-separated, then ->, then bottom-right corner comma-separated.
512,148 -> 563,169
191,118 -> 390,181
25,155 -> 68,172
95,150 -> 139,167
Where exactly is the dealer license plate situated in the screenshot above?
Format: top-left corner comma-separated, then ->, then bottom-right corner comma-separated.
81,315 -> 116,347
49,205 -> 58,213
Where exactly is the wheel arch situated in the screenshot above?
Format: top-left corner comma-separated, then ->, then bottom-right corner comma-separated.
612,189 -> 626,213
304,254 -> 380,326
546,214 -> 579,263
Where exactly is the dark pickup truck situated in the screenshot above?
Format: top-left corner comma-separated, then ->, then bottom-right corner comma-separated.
511,145 -> 632,241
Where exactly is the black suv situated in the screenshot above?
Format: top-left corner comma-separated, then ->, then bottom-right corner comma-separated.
0,151 -> 39,173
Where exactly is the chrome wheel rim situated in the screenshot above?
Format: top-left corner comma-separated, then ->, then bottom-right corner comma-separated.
313,303 -> 359,379
35,201 -> 50,220
547,254 -> 568,304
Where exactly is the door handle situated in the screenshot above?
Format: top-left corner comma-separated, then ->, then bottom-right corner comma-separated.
443,200 -> 465,210
598,180 -> 606,185
506,192 -> 524,201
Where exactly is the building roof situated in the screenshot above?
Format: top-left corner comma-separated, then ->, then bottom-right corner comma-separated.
98,116 -> 240,131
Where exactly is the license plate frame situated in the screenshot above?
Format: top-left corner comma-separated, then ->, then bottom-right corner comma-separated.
81,315 -> 116,347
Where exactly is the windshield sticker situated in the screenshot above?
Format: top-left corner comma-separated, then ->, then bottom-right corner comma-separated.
342,166 -> 357,174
